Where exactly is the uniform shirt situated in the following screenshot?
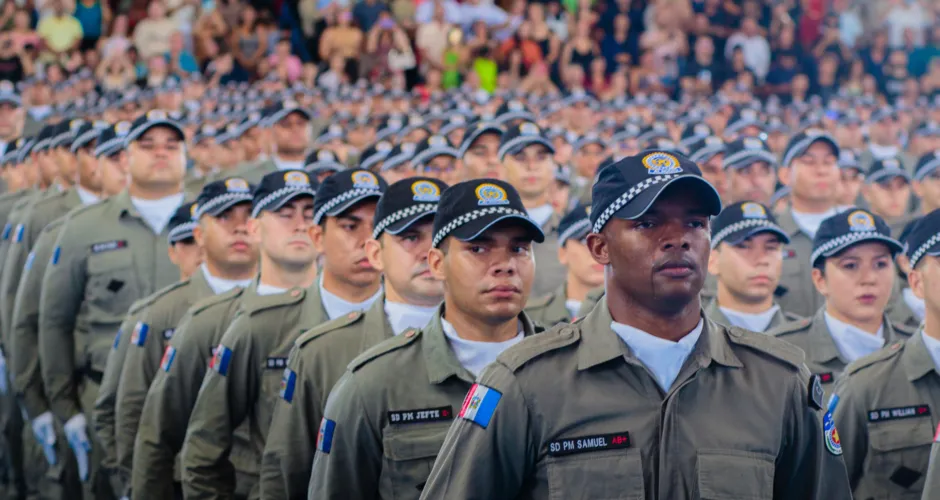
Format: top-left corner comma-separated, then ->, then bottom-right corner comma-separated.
273,156 -> 305,171
442,317 -> 525,377
790,208 -> 837,239
904,288 -> 926,323
706,298 -> 800,334
825,311 -> 886,363
419,297 -> 853,499
200,264 -> 253,294
131,193 -> 185,234
720,305 -> 781,333
611,319 -> 703,392
775,209 -> 825,317
319,277 -> 382,320
922,330 -> 940,372
75,185 -> 100,205
385,301 -> 436,335
531,212 -> 565,298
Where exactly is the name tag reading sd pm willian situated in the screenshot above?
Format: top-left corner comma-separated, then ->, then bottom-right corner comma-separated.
547,432 -> 631,457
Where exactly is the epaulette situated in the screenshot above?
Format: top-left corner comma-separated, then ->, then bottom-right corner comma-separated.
42,216 -> 67,233
189,286 -> 245,316
126,297 -> 152,317
64,198 -> 107,223
0,189 -> 30,205
498,323 -> 580,372
892,322 -> 918,339
726,325 -> 805,370
770,317 -> 812,337
348,327 -> 421,372
845,342 -> 903,376
242,288 -> 306,316
782,311 -> 804,323
131,280 -> 191,314
296,311 -> 364,348
524,293 -> 554,310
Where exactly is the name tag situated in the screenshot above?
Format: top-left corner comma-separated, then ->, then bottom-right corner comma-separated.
817,372 -> 835,383
265,357 -> 288,370
387,406 -> 453,425
91,240 -> 128,254
868,405 -> 931,423
783,249 -> 796,260
548,432 -> 631,457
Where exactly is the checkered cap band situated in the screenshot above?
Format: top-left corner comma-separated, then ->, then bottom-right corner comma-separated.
94,137 -> 124,157
312,188 -> 381,225
711,219 -> 783,249
251,187 -> 317,218
915,158 -> 940,180
195,193 -> 254,219
167,222 -> 197,244
910,233 -> 940,269
371,204 -> 438,239
592,174 -> 680,234
558,219 -> 591,245
810,231 -> 886,266
432,206 -> 528,248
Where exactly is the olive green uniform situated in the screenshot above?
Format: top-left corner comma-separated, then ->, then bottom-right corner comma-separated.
576,286 -> 605,319
419,297 -> 853,499
703,299 -> 802,332
218,159 -> 277,186
832,331 -> 939,499
38,191 -> 181,498
308,309 -> 539,500
524,282 -> 575,329
774,209 -> 824,318
771,308 -> 915,401
887,290 -> 923,331
115,270 -> 215,497
923,439 -> 940,499
531,213 -> 565,298
181,285 -> 329,499
260,297 -> 395,499
132,285 -> 251,500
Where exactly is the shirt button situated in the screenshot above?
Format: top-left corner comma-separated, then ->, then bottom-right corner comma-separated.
290,289 -> 301,297
405,330 -> 416,338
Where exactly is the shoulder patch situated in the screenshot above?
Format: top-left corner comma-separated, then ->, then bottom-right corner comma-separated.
770,317 -> 813,337
348,329 -> 422,372
295,311 -> 365,348
844,342 -> 903,376
498,324 -> 580,372
189,286 -> 245,315
726,325 -> 806,370
241,289 -> 306,316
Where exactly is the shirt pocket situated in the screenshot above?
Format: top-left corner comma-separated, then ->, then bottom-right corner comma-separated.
86,250 -> 140,321
546,449 -> 645,500
868,420 -> 932,494
382,423 -> 449,500
697,449 -> 775,500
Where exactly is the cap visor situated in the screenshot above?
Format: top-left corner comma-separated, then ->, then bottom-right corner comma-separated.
722,226 -> 791,247
305,162 -> 345,174
460,127 -> 503,156
384,210 -> 437,236
870,171 -> 912,184
324,192 -> 382,219
202,197 -> 253,218
816,235 -> 903,266
451,213 -> 546,244
613,175 -> 723,221
129,121 -> 186,144
724,151 -> 778,169
253,190 -> 315,217
499,137 -> 556,160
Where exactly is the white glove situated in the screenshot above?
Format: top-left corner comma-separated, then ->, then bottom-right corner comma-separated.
31,411 -> 57,466
0,349 -> 8,394
64,413 -> 91,481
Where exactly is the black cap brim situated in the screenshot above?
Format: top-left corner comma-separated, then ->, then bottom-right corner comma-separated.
718,225 -> 791,248
251,190 -> 316,218
812,235 -> 903,267
305,162 -> 346,175
126,121 -> 186,145
724,151 -> 778,169
198,195 -> 254,218
450,213 -> 545,244
783,136 -> 840,166
612,176 -> 722,221
868,170 -> 911,184
268,108 -> 312,126
498,137 -> 556,160
460,126 -> 503,156
383,210 -> 437,236
317,192 -> 382,222
168,222 -> 197,244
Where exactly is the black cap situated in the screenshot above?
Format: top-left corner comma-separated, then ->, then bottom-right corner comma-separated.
315,123 -> 346,145
906,209 -> 940,268
313,169 -> 387,225
679,122 -> 713,147
94,121 -> 132,157
32,124 -> 58,153
194,177 -> 255,218
459,120 -> 504,156
494,100 -> 536,124
782,128 -> 839,166
431,179 -> 544,248
724,108 -> 764,135
193,124 -> 219,144
914,151 -> 940,181
710,201 -> 789,248
723,137 -> 777,169
381,142 -> 417,172
914,121 -> 940,137
168,202 -> 198,244
2,137 -> 31,166
69,120 -> 110,153
572,133 -> 607,152
53,119 -> 84,149
838,150 -> 862,171
556,203 -> 592,246
590,150 -> 722,234
811,209 -> 902,267
125,109 -> 185,145
412,135 -> 460,169
359,140 -> 394,171
372,177 -> 447,239
866,157 -> 910,184
687,136 -> 726,164
252,170 -> 318,218
497,122 -> 555,160
0,80 -> 21,107
304,149 -> 346,175
262,100 -> 312,126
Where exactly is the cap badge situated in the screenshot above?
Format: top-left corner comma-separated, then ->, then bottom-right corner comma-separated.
146,110 -> 168,121
705,136 -> 723,147
375,141 -> 392,153
848,210 -> 875,232
70,119 -> 85,132
804,127 -> 824,137
693,124 -> 710,136
352,171 -> 380,189
284,171 -> 310,188
451,115 -> 466,125
741,203 -> 767,219
742,109 -> 758,120
643,152 -> 682,175
190,203 -> 198,217
412,180 -> 441,202
328,124 -> 342,135
225,178 -> 251,193
387,119 -> 402,130
476,183 -> 510,206
428,136 -> 448,147
318,150 -> 336,162
401,143 -> 416,155
882,159 -> 900,170
508,101 -> 524,111
0,81 -> 14,93
519,122 -> 540,136
115,121 -> 132,136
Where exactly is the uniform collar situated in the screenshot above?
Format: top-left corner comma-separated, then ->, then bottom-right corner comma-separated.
544,281 -> 574,324
774,207 -> 802,238
806,307 -> 846,364
903,328 -> 938,382
363,294 -> 395,347
299,282 -> 330,328
114,190 -> 139,218
189,265 -> 215,298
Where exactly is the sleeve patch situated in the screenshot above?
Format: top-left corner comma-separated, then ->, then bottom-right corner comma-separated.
211,345 -> 233,376
1,223 -> 11,240
458,383 -> 502,429
130,322 -> 149,347
112,330 -> 122,350
316,418 -> 336,454
934,421 -> 940,443
160,346 -> 177,372
51,246 -> 60,265
808,374 -> 823,411
266,357 -> 288,370
13,223 -> 24,242
827,394 -> 839,413
823,411 -> 842,456
279,368 -> 296,403
24,251 -> 35,272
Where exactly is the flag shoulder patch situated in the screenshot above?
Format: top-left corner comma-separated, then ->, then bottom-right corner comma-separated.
458,383 -> 502,429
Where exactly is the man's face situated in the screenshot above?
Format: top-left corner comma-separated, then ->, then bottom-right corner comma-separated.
766,131 -> 788,153
870,119 -> 897,145
98,152 -> 129,196
911,256 -> 940,316
783,141 -> 839,205
559,238 -> 605,289
707,234 -> 783,305
273,113 -> 311,156
587,183 -> 712,314
76,148 -> 101,192
382,163 -> 417,185
56,147 -> 78,181
35,150 -> 59,185
462,133 -> 502,180
812,243 -> 895,326
429,224 -> 535,325
862,177 -> 911,219
312,201 -> 381,288
838,168 -> 864,206
167,240 -> 202,278
914,173 -> 940,212
699,154 -> 728,202
196,203 -> 258,272
127,127 -> 185,190
504,144 -> 554,202
404,129 -> 429,144
254,197 -> 317,271
0,102 -> 22,138
573,143 -> 606,179
367,220 -> 443,305
728,161 -> 775,204
422,154 -> 460,185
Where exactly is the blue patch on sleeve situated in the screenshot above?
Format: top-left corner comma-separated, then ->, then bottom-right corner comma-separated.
827,394 -> 840,413
13,224 -> 24,242
130,322 -> 149,347
23,252 -> 35,272
161,346 -> 177,372
51,246 -> 61,265
112,330 -> 122,350
317,418 -> 336,454
212,345 -> 233,376
279,368 -> 297,403
1,223 -> 11,240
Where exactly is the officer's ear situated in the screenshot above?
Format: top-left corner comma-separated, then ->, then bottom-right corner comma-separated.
909,264 -> 926,300
811,265 -> 829,297
585,231 -> 609,266
428,242 -> 446,282
912,180 -> 926,201
860,183 -> 875,205
192,222 -> 205,249
557,243 -> 568,267
311,222 -> 326,253
365,238 -> 384,272
707,244 -> 721,277
778,165 -> 791,187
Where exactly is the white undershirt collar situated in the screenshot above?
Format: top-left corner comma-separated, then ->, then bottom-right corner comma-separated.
903,288 -> 926,322
921,330 -> 940,373
75,186 -> 100,205
824,311 -> 885,363
441,317 -> 524,376
526,204 -> 554,228
131,193 -> 185,234
790,207 -> 838,239
200,264 -> 253,295
273,156 -> 305,171
319,275 -> 383,320
611,319 -> 704,392
719,304 -> 780,333
384,300 -> 438,335
256,283 -> 288,296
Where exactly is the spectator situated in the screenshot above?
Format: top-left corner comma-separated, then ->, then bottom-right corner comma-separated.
885,0 -> 932,48
922,58 -> 940,94
133,0 -> 180,60
37,0 -> 84,57
725,16 -> 770,80
353,0 -> 388,33
318,9 -> 363,65
544,0 -> 569,41
9,8 -> 41,54
441,27 -> 465,89
318,54 -> 350,90
601,14 -> 632,73
560,17 -> 598,80
141,54 -> 171,87
96,53 -> 136,90
812,14 -> 849,63
681,35 -> 723,97
0,33 -> 30,82
812,52 -> 840,100
587,56 -> 608,93
416,0 -> 462,25
835,0 -> 863,49
882,49 -> 911,101
910,25 -> 940,77
631,49 -> 666,93
167,31 -> 198,75
861,30 -> 889,82
74,0 -> 111,51
416,5 -> 451,71
365,17 -> 414,85
99,13 -> 131,59
230,5 -> 268,77
267,37 -> 304,82
526,3 -> 561,70
460,0 -> 509,32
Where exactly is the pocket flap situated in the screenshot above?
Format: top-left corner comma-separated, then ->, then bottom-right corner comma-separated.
87,249 -> 133,273
870,420 -> 934,452
383,426 -> 448,461
697,450 -> 774,500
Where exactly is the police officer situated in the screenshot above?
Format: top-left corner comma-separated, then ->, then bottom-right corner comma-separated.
687,135 -> 727,203
500,121 -> 565,297
913,151 -> 940,216
459,121 -> 504,181
228,101 -> 311,184
412,135 -> 461,185
114,179 -> 259,497
832,209 -> 940,499
706,201 -> 801,332
308,178 -> 543,499
861,157 -> 915,236
723,137 -> 778,205
836,150 -> 865,209
38,110 -> 187,498
181,169 -> 385,498
525,203 -> 604,328
132,170 -> 318,499
420,150 -> 853,499
774,129 -> 842,318
260,177 -> 448,498
771,208 -> 912,400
